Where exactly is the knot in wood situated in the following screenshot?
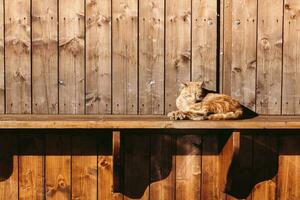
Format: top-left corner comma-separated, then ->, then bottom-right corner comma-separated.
57,175 -> 67,189
261,38 -> 270,50
234,19 -> 241,26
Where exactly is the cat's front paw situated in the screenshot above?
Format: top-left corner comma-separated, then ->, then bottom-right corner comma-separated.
167,111 -> 177,120
167,111 -> 186,120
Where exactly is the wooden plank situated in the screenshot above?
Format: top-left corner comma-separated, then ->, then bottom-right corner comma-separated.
277,134 -> 300,199
1,115 -> 300,129
124,133 -> 150,200
86,0 -> 112,114
19,134 -> 45,200
165,0 -> 191,113
176,134 -> 201,200
139,0 -> 164,114
201,134 -> 220,200
98,133 -> 123,200
59,0 -> 85,114
112,131 -> 122,192
0,0 -> 3,114
45,134 -> 71,200
112,0 -> 138,114
32,0 -> 58,114
231,0 -> 257,110
0,134 -> 18,200
192,0 -> 217,90
219,0 -> 224,93
219,131 -> 240,195
251,133 -> 277,200
282,0 -> 300,115
256,0 -> 283,114
5,0 -> 31,114
150,134 -> 175,200
72,134 -> 97,200
222,0 -> 232,95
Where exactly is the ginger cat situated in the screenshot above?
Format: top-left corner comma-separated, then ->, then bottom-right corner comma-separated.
167,82 -> 243,120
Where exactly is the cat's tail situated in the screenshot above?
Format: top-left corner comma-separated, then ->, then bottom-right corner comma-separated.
207,109 -> 243,120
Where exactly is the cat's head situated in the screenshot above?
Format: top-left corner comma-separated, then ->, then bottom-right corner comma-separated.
179,81 -> 206,103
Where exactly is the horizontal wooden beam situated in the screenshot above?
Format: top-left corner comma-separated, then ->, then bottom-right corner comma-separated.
0,115 -> 300,129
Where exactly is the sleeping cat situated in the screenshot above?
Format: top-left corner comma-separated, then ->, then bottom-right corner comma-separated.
167,81 -> 243,120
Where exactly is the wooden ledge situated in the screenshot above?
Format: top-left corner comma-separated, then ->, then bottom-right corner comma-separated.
0,115 -> 300,129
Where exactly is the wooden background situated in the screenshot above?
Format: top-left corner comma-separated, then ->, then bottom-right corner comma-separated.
1,0 -> 300,200
1,0 -> 299,115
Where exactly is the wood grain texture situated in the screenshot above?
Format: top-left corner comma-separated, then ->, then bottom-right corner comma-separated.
1,115 -> 300,129
19,134 -> 45,200
45,134 -> 71,200
5,0 -> 31,114
59,0 -> 85,114
72,134 -> 97,200
98,133 -> 124,200
32,0 -> 58,114
0,134 -> 18,200
222,0 -> 232,95
231,0 -> 257,110
192,0 -> 217,90
201,134 -> 219,200
277,135 -> 300,200
139,0 -> 164,115
86,0 -> 112,114
282,0 -> 300,115
0,0 -> 4,114
176,134 -> 201,200
112,0 -> 138,114
256,0 -> 283,114
150,134 -> 175,200
165,0 -> 191,113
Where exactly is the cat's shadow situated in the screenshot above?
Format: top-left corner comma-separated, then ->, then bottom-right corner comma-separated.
0,129 -> 287,199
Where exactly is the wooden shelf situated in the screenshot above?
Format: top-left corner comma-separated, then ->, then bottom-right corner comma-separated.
0,115 -> 300,129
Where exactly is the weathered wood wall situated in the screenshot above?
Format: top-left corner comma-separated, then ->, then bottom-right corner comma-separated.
0,0 -> 218,115
1,0 -> 299,115
223,0 -> 300,115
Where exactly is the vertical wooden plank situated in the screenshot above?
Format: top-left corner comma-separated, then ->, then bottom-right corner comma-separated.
251,133 -> 277,200
231,0 -> 257,110
192,0 -> 217,90
19,134 -> 45,200
139,0 -> 164,114
277,135 -> 300,200
98,133 -> 123,200
72,134 -> 97,200
59,0 -> 85,114
5,0 -> 31,114
112,0 -> 138,114
150,134 -> 175,200
222,0 -> 232,95
282,0 -> 300,115
201,134 -> 219,200
219,0 -> 224,93
165,0 -> 191,113
176,134 -> 201,200
256,0 -> 283,114
0,0 -> 4,114
0,134 -> 18,200
124,133 -> 150,200
86,0 -> 112,114
45,134 -> 71,200
32,0 -> 58,114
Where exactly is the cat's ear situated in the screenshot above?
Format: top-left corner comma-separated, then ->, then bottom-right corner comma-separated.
200,81 -> 206,89
180,81 -> 188,88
